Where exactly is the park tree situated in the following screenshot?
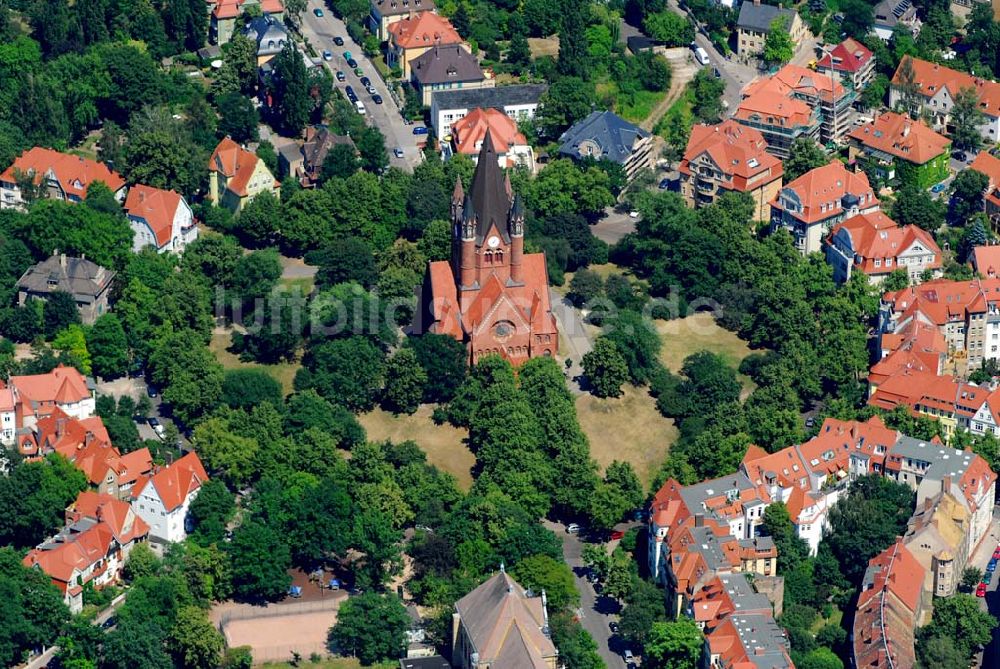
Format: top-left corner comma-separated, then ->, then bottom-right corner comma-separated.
568,268 -> 604,307
269,42 -> 312,135
643,11 -> 694,46
510,555 -> 580,610
0,547 -> 69,667
192,417 -> 259,488
784,139 -> 828,182
328,593 -> 408,665
763,17 -> 795,64
892,184 -> 946,232
227,520 -> 292,602
220,369 -> 283,411
917,593 -> 996,661
582,337 -> 630,398
557,0 -> 589,78
297,336 -> 387,411
216,92 -> 259,143
382,348 -> 427,415
187,479 -> 236,546
168,606 -> 224,669
951,87 -> 985,152
798,647 -> 843,669
122,109 -> 206,198
407,334 -> 468,403
314,237 -> 378,289
87,313 -> 129,379
951,168 -> 989,224
284,389 -> 366,447
645,619 -> 704,669
690,68 -> 726,123
321,143 -> 359,181
234,191 -> 281,247
602,310 -> 662,385
507,29 -> 532,70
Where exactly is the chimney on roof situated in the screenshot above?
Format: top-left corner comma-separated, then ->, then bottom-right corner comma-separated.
695,513 -> 705,527
902,123 -> 911,137
942,474 -> 952,494
85,431 -> 94,447
56,417 -> 66,438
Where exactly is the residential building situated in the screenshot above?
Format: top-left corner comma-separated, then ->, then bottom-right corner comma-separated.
889,57 -> 1000,143
430,84 -> 547,139
417,132 -> 557,364
209,0 -> 284,44
124,184 -> 198,254
369,0 -> 435,41
16,254 -> 115,325
557,110 -> 654,183
816,37 -> 876,91
732,88 -> 820,159
877,277 -> 1000,368
847,112 -> 950,188
904,487 -> 971,599
968,152 -> 1000,229
24,491 -> 149,613
450,107 -> 534,171
735,0 -> 806,62
770,160 -> 880,254
280,125 -> 358,187
0,147 -> 126,211
9,365 -> 95,422
410,45 -> 492,106
869,320 -> 947,391
872,0 -> 921,41
824,211 -> 942,284
743,64 -> 857,142
386,12 -> 464,79
852,539 -> 924,668
678,120 -> 784,222
950,0 -> 996,21
451,569 -> 558,669
131,452 -> 209,543
973,244 -> 1000,276
244,14 -> 289,65
208,137 -> 280,212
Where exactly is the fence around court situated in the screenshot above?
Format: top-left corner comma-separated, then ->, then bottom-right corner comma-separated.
217,597 -> 342,628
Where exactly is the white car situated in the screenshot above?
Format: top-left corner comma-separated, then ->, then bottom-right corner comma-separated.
566,523 -> 581,534
629,210 -> 640,218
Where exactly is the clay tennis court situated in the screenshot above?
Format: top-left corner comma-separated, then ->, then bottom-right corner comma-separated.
217,594 -> 346,663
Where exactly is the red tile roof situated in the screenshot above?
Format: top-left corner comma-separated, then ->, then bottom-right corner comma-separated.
733,89 -> 815,128
745,63 -> 849,105
973,245 -> 1000,277
772,160 -> 878,225
11,365 -> 90,408
870,322 -> 947,387
679,120 -> 784,192
124,185 -> 184,248
817,37 -> 873,74
0,147 -> 125,199
133,452 -> 208,512
209,138 -> 265,197
388,12 -> 461,50
452,108 -> 527,162
881,277 -> 1000,326
892,56 -> 1000,119
827,211 -> 941,275
969,152 -> 1000,214
852,539 -> 922,668
210,0 -> 284,19
848,112 -> 950,165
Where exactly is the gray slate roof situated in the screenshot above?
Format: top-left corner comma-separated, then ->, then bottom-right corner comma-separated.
373,0 -> 434,18
737,2 -> 797,32
557,110 -> 650,165
411,45 -> 485,85
431,84 -> 548,111
17,255 -> 114,300
728,614 -> 793,669
244,15 -> 288,56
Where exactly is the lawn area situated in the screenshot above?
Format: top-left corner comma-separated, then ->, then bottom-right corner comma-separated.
528,36 -> 559,58
209,330 -> 301,396
261,660 -> 395,669
596,81 -> 668,125
358,406 -> 475,490
656,88 -> 693,139
657,312 -> 759,398
576,384 -> 678,489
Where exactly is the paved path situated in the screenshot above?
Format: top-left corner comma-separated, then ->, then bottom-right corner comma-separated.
641,48 -> 699,133
545,520 -> 626,669
297,1 -> 421,171
549,288 -> 594,394
592,209 -> 637,245
19,592 -> 127,669
972,508 -> 1000,668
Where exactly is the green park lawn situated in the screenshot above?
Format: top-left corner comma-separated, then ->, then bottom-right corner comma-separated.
576,383 -> 678,490
358,406 -> 475,491
209,329 -> 301,397
657,313 -> 758,399
261,659 -> 395,669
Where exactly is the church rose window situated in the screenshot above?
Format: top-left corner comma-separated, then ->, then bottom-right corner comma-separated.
493,321 -> 514,342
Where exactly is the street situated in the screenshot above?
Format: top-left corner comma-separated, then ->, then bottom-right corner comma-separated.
296,1 -> 421,171
972,508 -> 1000,668
546,520 -> 627,669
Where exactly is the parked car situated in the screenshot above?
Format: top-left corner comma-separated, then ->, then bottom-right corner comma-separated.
354,67 -> 364,77
101,617 -> 117,629
288,585 -> 303,598
360,76 -> 372,87
985,571 -> 994,584
623,649 -> 636,666
953,150 -> 969,162
312,7 -> 323,16
372,94 -> 383,104
629,210 -> 640,218
610,529 -> 625,540
609,621 -> 620,634
345,85 -> 356,99
146,384 -> 158,398
147,417 -> 165,438
988,558 -> 997,573
412,126 -> 429,135
366,85 -> 377,95
978,582 -> 987,597
805,416 -> 816,428
333,36 -> 344,46
993,546 -> 1000,560
342,51 -> 352,60
322,50 -> 332,61
347,58 -> 358,68
931,182 -> 947,194
658,178 -> 670,189
393,147 -> 404,158
336,70 -> 346,81
566,523 -> 581,534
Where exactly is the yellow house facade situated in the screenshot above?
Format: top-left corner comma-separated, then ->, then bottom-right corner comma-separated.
208,138 -> 280,213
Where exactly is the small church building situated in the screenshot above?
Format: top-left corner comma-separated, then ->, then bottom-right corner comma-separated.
419,131 -> 558,365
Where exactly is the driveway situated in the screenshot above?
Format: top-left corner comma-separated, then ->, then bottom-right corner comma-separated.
592,208 -> 637,245
297,2 -> 421,172
549,288 -> 594,394
545,520 -> 626,669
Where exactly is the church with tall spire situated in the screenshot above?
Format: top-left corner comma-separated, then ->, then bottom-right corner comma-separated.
418,131 -> 558,365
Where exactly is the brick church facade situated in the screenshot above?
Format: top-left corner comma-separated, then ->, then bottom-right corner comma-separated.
419,131 -> 558,365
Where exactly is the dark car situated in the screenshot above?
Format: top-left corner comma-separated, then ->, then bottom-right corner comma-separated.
333,36 -> 344,46
658,178 -> 670,189
360,76 -> 372,87
146,385 -> 158,398
372,94 -> 383,104
345,85 -> 356,99
312,7 -> 323,16
101,617 -> 116,629
953,150 -> 969,162
347,57 -> 358,68
609,621 -> 620,635
336,70 -> 346,81
412,126 -> 429,135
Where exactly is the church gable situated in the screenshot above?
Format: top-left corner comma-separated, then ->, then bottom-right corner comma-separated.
470,290 -> 532,337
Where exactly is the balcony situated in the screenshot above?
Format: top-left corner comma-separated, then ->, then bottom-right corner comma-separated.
696,179 -> 715,193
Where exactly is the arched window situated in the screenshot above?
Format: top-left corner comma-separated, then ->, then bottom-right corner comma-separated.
496,249 -> 504,263
484,251 -> 493,264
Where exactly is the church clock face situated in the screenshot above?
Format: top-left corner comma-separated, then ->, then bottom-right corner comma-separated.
487,235 -> 500,249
